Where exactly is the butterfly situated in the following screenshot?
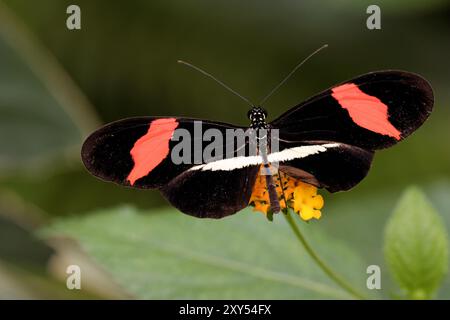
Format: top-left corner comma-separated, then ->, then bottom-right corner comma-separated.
81,47 -> 434,219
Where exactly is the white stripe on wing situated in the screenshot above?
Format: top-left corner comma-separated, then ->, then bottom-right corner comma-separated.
189,143 -> 340,172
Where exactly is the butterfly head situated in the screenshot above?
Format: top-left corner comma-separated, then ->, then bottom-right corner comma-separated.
248,106 -> 268,129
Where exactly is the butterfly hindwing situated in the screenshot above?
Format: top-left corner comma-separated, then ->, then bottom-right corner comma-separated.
271,70 -> 433,150
277,141 -> 374,192
161,166 -> 260,218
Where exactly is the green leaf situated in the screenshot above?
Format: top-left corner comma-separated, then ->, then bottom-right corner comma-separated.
384,186 -> 448,299
42,206 -> 375,299
0,3 -> 99,170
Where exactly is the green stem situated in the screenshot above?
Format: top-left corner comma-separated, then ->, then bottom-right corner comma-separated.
284,210 -> 366,300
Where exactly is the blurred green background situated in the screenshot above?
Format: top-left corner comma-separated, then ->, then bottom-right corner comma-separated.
0,0 -> 449,299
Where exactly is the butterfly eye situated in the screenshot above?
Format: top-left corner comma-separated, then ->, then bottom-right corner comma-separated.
247,109 -> 253,120
262,108 -> 268,118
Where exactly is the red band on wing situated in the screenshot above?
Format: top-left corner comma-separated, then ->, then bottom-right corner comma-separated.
331,83 -> 401,140
127,118 -> 179,185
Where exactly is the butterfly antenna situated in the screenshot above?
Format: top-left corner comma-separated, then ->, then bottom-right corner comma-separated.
259,44 -> 328,106
178,60 -> 254,108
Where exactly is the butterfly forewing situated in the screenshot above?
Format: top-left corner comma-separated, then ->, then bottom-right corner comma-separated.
271,70 -> 433,150
81,117 -> 249,189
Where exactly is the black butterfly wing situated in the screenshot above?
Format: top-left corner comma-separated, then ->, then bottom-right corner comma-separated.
82,116 -> 259,218
160,166 -> 259,218
276,141 -> 374,192
270,70 -> 433,192
82,116 -> 245,189
271,70 -> 434,150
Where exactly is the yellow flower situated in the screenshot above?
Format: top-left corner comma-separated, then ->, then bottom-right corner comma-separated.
249,188 -> 267,204
292,185 -> 324,221
248,166 -> 325,221
305,194 -> 324,209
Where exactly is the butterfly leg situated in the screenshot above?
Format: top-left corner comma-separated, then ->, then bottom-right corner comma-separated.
264,169 -> 281,213
259,142 -> 281,214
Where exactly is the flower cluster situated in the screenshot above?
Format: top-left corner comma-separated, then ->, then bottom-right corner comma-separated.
249,170 -> 324,221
